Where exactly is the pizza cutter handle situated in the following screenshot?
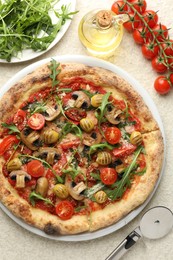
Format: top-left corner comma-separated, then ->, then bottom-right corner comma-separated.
105,229 -> 141,260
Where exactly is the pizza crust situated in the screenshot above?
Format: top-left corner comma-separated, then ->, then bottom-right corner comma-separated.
0,61 -> 164,235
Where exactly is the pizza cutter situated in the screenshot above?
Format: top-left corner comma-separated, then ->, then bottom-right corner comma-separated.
105,206 -> 173,260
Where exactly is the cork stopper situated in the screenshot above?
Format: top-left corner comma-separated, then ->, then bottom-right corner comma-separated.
96,10 -> 113,29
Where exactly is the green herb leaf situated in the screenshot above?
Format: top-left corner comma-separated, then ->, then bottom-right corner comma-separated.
1,123 -> 20,134
59,122 -> 82,141
84,182 -> 105,198
89,142 -> 114,154
29,102 -> 47,115
95,92 -> 111,125
48,59 -> 61,87
106,146 -> 143,200
29,191 -> 54,206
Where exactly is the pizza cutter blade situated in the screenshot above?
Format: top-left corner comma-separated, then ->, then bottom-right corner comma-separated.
105,206 -> 173,260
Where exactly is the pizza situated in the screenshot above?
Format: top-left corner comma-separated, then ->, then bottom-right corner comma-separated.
0,60 -> 164,235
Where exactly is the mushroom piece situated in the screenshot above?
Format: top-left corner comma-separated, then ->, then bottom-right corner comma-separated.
33,147 -> 61,165
9,170 -> 31,188
72,91 -> 91,109
35,177 -> 49,197
105,108 -> 122,124
65,175 -> 87,201
20,128 -> 41,151
83,131 -> 102,146
44,103 -> 61,121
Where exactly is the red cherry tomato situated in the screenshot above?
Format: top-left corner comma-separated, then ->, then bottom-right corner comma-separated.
123,12 -> 140,32
168,58 -> 173,71
112,143 -> 137,157
170,73 -> 173,85
27,113 -> 45,130
111,1 -> 128,14
141,42 -> 159,60
143,10 -> 158,28
0,135 -> 19,156
131,0 -> 147,14
13,109 -> 27,130
55,201 -> 74,220
154,76 -> 171,95
100,168 -> 118,185
161,40 -> 173,56
65,108 -> 86,122
104,127 -> 121,145
152,24 -> 169,42
27,160 -> 45,177
151,56 -> 167,73
133,27 -> 151,45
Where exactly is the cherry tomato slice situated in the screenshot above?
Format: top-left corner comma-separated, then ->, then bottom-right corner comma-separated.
0,135 -> 19,155
112,143 -> 137,157
27,113 -> 45,130
154,76 -> 171,95
100,168 -> 118,185
13,109 -> 27,130
65,108 -> 86,122
55,200 -> 74,220
27,160 -> 45,177
104,127 -> 121,145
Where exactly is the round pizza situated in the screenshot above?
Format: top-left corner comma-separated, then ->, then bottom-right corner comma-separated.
0,60 -> 164,235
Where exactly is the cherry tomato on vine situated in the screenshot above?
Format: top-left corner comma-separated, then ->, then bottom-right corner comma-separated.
143,10 -> 158,28
27,160 -> 45,178
123,12 -> 140,32
104,127 -> 121,145
151,56 -> 167,73
152,24 -> 169,42
111,1 -> 128,14
170,73 -> 173,85
133,27 -> 150,45
161,40 -> 173,56
131,0 -> 147,14
100,168 -> 118,185
27,113 -> 45,130
168,58 -> 173,71
55,201 -> 74,220
141,42 -> 159,60
154,76 -> 171,94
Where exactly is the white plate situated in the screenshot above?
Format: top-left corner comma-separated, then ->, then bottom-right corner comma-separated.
0,0 -> 76,63
0,55 -> 166,241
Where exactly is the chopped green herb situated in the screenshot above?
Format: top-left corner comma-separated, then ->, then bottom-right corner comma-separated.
48,59 -> 61,87
1,123 -> 20,134
89,142 -> 114,154
95,92 -> 111,125
29,191 -> 54,206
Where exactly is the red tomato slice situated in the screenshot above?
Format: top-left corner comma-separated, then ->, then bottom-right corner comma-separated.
27,160 -> 45,177
100,168 -> 118,185
112,143 -> 137,157
53,153 -> 67,175
65,108 -> 87,122
13,109 -> 27,130
27,113 -> 45,130
55,201 -> 74,220
104,127 -> 121,145
60,139 -> 81,150
0,135 -> 19,155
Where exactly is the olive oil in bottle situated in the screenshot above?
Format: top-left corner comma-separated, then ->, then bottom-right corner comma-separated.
78,9 -> 128,59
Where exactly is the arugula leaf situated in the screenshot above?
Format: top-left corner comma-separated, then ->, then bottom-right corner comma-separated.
95,92 -> 111,125
1,123 -> 20,134
105,146 -> 143,201
84,183 -> 105,198
29,191 -> 54,206
59,122 -> 82,141
48,59 -> 61,87
89,142 -> 114,154
28,102 -> 47,115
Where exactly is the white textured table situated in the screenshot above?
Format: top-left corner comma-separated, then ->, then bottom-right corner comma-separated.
0,1 -> 173,260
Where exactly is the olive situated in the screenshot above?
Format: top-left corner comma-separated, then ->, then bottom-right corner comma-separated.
94,190 -> 108,204
35,177 -> 49,197
130,131 -> 142,145
53,184 -> 69,199
7,158 -> 22,172
43,129 -> 59,144
80,118 -> 94,132
96,151 -> 112,165
91,94 -> 104,107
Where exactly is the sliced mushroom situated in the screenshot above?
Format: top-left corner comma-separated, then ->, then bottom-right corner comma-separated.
105,108 -> 122,124
9,170 -> 31,188
83,131 -> 102,146
35,177 -> 49,197
20,128 -> 41,151
65,175 -> 86,201
33,147 -> 61,165
44,103 -> 61,121
72,91 -> 91,109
